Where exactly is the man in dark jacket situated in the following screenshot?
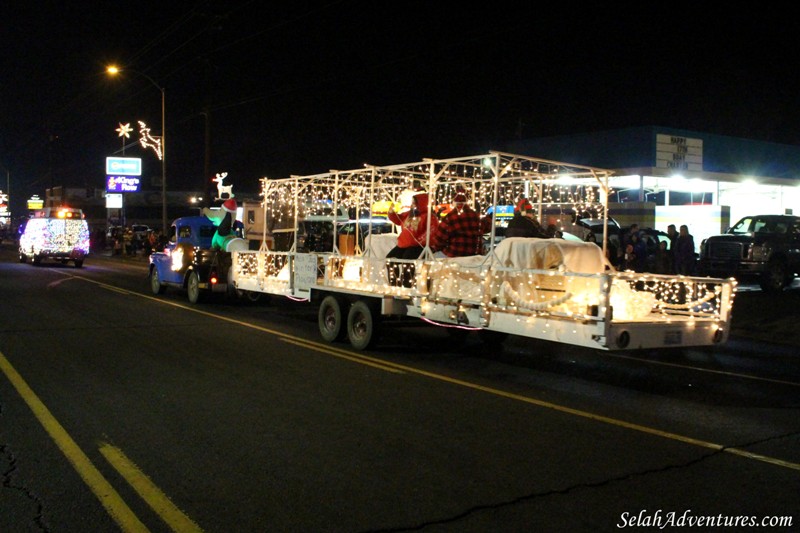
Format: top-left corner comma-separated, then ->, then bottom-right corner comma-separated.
505,199 -> 548,238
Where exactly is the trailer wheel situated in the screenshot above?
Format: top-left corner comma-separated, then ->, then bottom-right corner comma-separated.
74,259 -> 84,268
187,271 -> 205,304
319,295 -> 347,342
347,300 -> 380,350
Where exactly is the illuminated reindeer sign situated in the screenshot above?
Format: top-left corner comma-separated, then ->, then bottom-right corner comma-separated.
137,121 -> 163,160
213,172 -> 234,200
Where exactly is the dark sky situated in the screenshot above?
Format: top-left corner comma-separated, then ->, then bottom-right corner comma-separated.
2,1 -> 799,213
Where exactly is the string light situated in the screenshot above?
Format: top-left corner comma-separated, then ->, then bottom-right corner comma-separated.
230,153 -> 736,343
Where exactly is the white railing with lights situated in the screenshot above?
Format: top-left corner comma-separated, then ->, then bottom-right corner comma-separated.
230,152 -> 736,350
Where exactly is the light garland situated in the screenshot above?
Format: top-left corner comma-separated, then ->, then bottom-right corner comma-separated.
137,121 -> 163,160
236,153 -> 735,337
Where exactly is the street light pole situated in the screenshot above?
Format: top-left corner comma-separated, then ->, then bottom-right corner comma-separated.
106,66 -> 167,233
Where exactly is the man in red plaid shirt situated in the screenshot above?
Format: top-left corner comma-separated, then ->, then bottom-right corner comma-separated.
432,191 -> 483,257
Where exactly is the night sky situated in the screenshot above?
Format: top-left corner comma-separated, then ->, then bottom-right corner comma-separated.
3,1 -> 799,215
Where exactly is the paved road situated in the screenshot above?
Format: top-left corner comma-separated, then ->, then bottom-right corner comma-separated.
1,246 -> 798,532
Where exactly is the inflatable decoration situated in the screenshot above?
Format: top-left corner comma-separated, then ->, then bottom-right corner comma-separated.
210,198 -> 248,252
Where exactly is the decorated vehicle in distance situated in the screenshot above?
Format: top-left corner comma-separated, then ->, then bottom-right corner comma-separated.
699,214 -> 800,292
148,199 -> 248,304
19,207 -> 90,268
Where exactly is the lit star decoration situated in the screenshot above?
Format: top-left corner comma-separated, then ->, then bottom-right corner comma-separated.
137,120 -> 163,160
116,123 -> 133,138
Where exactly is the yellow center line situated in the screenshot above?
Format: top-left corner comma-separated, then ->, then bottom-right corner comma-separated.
280,337 -> 404,373
606,351 -> 800,387
67,272 -> 800,472
0,350 -> 150,533
99,443 -> 203,533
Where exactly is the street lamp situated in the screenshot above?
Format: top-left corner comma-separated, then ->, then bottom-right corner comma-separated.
106,65 -> 167,233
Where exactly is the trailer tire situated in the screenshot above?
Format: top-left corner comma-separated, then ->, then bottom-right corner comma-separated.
187,271 -> 205,304
319,295 -> 347,342
347,299 -> 380,350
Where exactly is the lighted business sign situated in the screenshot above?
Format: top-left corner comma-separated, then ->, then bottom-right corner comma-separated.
106,175 -> 141,193
105,157 -> 142,176
106,193 -> 123,208
27,194 -> 44,210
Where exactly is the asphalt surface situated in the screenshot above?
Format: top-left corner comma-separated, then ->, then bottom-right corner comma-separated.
11,242 -> 800,349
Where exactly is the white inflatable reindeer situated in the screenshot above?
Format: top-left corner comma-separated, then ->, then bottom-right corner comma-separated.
213,172 -> 234,200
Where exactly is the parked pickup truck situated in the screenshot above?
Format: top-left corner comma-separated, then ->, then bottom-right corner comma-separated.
698,214 -> 800,292
148,215 -> 236,303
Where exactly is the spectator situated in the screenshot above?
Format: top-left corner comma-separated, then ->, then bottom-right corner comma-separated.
123,227 -> 134,256
505,199 -> 547,238
431,190 -> 482,257
386,192 -> 438,287
675,224 -> 696,275
632,231 -> 648,272
666,223 -> 679,270
621,243 -> 637,271
652,240 -> 673,274
621,223 -> 639,249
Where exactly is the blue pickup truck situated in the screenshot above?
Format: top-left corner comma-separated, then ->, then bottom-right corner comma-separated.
148,215 -> 237,303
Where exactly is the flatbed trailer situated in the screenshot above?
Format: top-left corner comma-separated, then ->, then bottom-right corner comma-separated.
231,152 -> 736,351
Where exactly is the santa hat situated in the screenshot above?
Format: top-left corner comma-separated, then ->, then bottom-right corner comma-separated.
221,198 -> 237,214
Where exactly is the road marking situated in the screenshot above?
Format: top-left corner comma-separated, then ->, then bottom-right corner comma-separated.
62,272 -> 800,472
280,337 -> 404,373
606,351 -> 800,387
99,443 -> 203,533
0,350 -> 150,533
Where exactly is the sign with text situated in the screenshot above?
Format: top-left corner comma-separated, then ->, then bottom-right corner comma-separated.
655,134 -> 703,171
106,175 -> 141,193
27,195 -> 44,210
106,193 -> 123,208
105,157 -> 142,176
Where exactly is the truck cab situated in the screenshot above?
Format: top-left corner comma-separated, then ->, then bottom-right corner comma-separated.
699,214 -> 800,292
148,215 -> 234,303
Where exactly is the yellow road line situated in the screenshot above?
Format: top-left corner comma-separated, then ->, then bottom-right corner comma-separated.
0,350 -> 150,533
99,443 -> 203,533
280,337 -> 404,373
607,351 -> 800,388
68,272 -> 800,472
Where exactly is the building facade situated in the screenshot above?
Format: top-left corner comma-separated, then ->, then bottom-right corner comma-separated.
506,126 -> 800,244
